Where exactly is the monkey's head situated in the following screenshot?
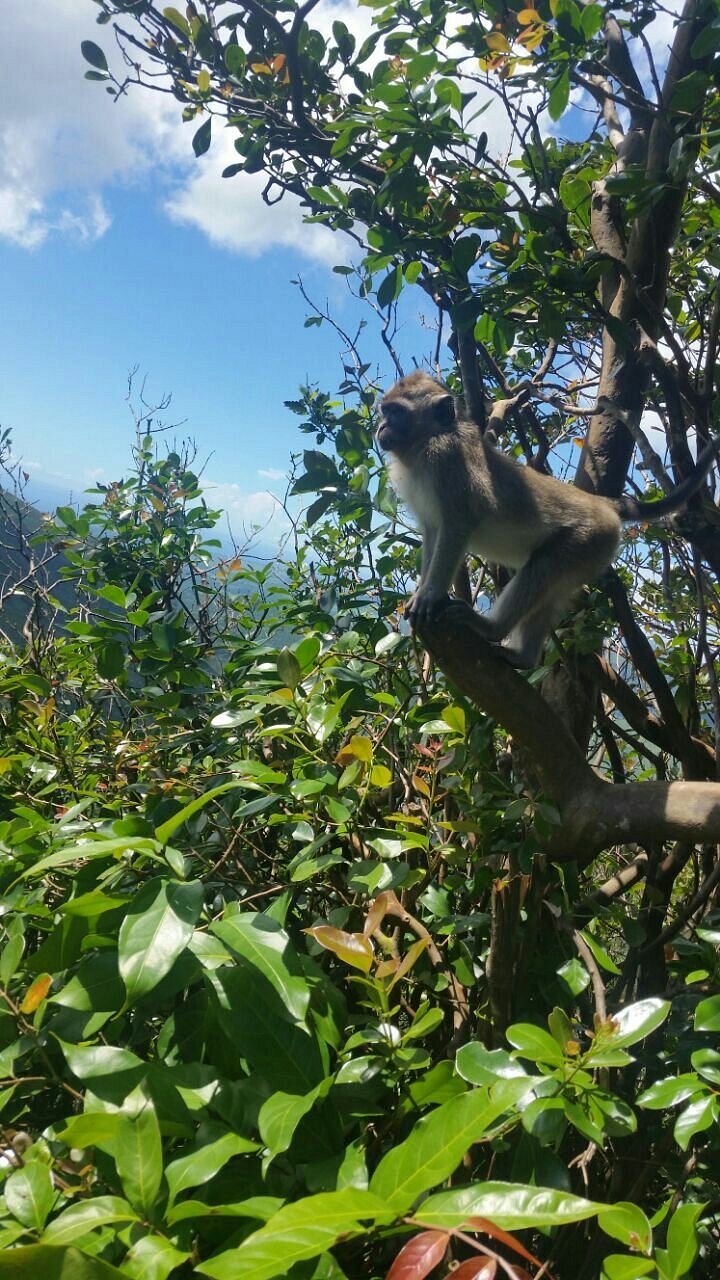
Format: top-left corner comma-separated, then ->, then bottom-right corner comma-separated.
377,371 -> 457,456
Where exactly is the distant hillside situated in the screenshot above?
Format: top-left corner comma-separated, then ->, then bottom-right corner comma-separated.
0,489 -> 76,645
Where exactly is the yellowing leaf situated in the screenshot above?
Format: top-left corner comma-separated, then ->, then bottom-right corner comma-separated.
335,734 -> 373,766
517,25 -> 545,49
305,925 -> 374,972
412,773 -> 432,799
363,895 -> 390,937
517,7 -> 538,23
370,764 -> 392,788
197,68 -> 210,92
20,973 -> 53,1013
271,53 -> 287,72
250,61 -> 271,74
486,31 -> 511,52
388,937 -> 429,989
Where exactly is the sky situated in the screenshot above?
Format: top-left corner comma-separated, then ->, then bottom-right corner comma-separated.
0,0 -> 396,544
0,1 -> 681,545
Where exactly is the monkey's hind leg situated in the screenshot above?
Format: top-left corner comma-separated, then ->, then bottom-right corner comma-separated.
501,601 -> 569,668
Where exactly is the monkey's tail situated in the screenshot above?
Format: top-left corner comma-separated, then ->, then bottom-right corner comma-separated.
614,437 -> 719,522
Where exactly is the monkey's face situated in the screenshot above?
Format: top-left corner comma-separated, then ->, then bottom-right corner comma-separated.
377,373 -> 457,456
376,397 -> 413,454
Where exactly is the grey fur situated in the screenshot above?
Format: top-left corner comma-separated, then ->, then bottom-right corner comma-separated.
377,370 -> 717,667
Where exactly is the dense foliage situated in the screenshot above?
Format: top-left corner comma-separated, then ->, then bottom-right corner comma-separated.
1,0 -> 720,1276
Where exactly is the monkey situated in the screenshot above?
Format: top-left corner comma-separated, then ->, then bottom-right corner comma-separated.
377,369 -> 718,668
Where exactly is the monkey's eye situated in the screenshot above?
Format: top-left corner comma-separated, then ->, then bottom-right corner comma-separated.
381,401 -> 410,425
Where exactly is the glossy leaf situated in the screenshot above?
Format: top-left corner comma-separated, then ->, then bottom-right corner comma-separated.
598,1202 -> 652,1252
43,1197 -> 139,1246
118,878 -> 203,1003
370,1089 -> 516,1210
115,1097 -> 163,1216
306,925 -> 374,972
211,912 -> 311,1019
166,1130 -> 258,1207
0,1246 -> 127,1278
694,994 -> 720,1031
506,1023 -> 565,1066
5,1162 -> 55,1230
197,1190 -> 393,1279
416,1183 -> 600,1230
385,1230 -> 449,1280
602,998 -> 671,1047
120,1233 -> 190,1280
666,1201 -> 703,1278
674,1094 -> 717,1150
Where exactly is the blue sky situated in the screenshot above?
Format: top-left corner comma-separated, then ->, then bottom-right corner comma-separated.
0,0 -> 402,542
0,1 -> 679,542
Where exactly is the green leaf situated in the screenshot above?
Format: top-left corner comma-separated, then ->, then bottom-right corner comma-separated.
601,1257 -> 654,1280
196,1190 -> 393,1279
598,1202 -> 652,1251
666,1201 -> 703,1278
674,1094 -> 717,1150
155,781 -> 251,843
637,1073 -> 704,1110
604,997 -> 671,1047
258,1079 -> 332,1156
118,878 -> 203,1004
548,69 -> 570,121
520,1097 -> 566,1145
210,913 -> 311,1020
5,1162 -> 55,1230
0,1246 -> 127,1279
694,994 -> 720,1031
277,647 -> 301,690
121,1235 -> 190,1280
167,1196 -> 282,1226
97,640 -> 125,680
57,1114 -> 120,1150
193,117 -> 212,157
166,1130 -> 259,1207
225,44 -> 246,76
115,1097 -> 163,1217
369,1088 -> 514,1210
377,266 -> 403,309
163,7 -> 190,37
43,1197 -> 139,1246
691,1047 -> 720,1086
416,1182 -> 600,1229
60,1035 -> 143,1076
506,1022 -> 566,1066
455,1044 -> 529,1085
209,963 -> 325,1093
557,957 -> 590,995
81,41 -> 109,72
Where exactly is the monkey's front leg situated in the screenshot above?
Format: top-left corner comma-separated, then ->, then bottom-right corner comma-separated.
407,523 -> 467,626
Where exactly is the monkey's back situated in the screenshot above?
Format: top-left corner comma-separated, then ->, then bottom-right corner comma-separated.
392,421 -> 623,572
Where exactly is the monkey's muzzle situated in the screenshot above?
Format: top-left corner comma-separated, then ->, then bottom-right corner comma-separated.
376,399 -> 411,453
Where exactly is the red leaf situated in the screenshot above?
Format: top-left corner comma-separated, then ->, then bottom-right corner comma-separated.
467,1219 -> 542,1270
441,1258 -> 497,1280
386,1230 -> 450,1280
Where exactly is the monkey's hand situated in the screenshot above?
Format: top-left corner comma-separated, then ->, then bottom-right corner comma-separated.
406,588 -> 452,627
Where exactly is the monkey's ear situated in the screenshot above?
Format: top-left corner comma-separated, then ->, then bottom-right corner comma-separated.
435,394 -> 456,428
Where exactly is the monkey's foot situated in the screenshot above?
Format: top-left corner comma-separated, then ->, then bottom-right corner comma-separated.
406,590 -> 452,627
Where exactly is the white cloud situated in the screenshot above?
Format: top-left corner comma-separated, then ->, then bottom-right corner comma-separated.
0,0 -> 179,248
0,0 -> 361,262
164,134 -> 341,264
258,468 -> 287,481
204,479 -> 293,542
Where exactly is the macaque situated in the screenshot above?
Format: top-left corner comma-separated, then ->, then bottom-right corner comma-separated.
377,370 -> 717,667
